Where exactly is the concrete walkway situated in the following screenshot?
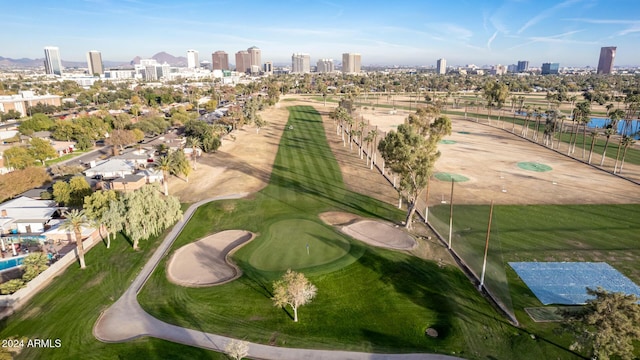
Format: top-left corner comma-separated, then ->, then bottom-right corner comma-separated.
93,194 -> 464,360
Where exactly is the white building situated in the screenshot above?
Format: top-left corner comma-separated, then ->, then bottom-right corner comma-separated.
342,53 -> 361,74
292,53 -> 311,74
0,196 -> 57,235
316,59 -> 334,73
44,46 -> 63,76
187,49 -> 199,69
437,58 -> 447,75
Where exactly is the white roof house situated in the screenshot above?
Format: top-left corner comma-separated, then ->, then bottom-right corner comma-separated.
84,159 -> 137,179
0,196 -> 58,234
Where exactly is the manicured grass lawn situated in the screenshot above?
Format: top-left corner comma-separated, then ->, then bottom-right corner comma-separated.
44,150 -> 89,166
428,203 -> 640,358
0,232 -> 226,360
138,106 -> 585,359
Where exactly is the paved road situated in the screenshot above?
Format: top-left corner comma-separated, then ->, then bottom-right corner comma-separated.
93,194 -> 464,360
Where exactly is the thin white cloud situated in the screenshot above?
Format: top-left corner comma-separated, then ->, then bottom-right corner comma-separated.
507,30 -> 595,50
565,18 -> 638,25
426,23 -> 473,41
518,0 -> 583,34
487,31 -> 498,49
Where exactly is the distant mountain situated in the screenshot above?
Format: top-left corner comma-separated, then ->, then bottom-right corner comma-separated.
130,52 -> 187,67
0,56 -> 44,68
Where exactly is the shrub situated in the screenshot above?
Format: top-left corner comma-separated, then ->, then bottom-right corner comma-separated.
0,279 -> 25,295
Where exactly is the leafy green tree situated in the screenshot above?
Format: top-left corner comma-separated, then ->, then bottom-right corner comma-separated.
3,146 -> 35,170
564,287 -> 640,360
101,199 -> 125,249
483,81 -> 509,122
122,184 -> 182,250
18,113 -> 55,135
83,189 -> 118,242
106,129 -> 138,155
60,209 -> 90,269
52,181 -> 71,206
21,253 -> 49,281
184,119 -> 221,153
68,176 -> 92,207
28,138 -> 57,165
378,114 -> 451,229
272,269 -> 317,322
0,109 -> 22,121
0,167 -> 50,202
51,119 -> 76,141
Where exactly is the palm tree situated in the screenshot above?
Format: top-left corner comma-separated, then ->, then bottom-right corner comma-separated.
186,136 -> 201,170
574,101 -> 592,158
600,109 -> 624,166
157,156 -> 172,196
587,130 -> 599,164
521,105 -> 532,138
555,114 -> 567,150
60,209 -> 89,269
533,108 -> 543,142
618,135 -> 637,174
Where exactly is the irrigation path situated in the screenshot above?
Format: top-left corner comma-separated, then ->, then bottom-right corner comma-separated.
93,194 -> 464,360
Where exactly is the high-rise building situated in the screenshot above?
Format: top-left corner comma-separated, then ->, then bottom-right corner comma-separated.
597,46 -> 616,75
541,62 -> 560,75
263,61 -> 273,75
342,53 -> 361,73
212,51 -> 229,70
436,58 -> 447,75
247,46 -> 261,71
317,59 -> 334,73
43,46 -> 63,76
235,50 -> 251,73
187,50 -> 199,69
291,53 -> 311,74
86,50 -> 104,76
517,60 -> 529,73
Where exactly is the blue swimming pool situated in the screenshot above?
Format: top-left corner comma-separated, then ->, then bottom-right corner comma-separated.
0,255 -> 27,271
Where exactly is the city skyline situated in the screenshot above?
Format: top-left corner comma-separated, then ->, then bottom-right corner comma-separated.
3,0 -> 640,67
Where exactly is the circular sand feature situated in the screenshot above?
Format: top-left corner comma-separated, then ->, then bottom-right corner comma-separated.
517,162 -> 552,172
439,140 -> 457,144
248,219 -> 351,272
341,220 -> 416,250
167,230 -> 254,287
434,173 -> 470,182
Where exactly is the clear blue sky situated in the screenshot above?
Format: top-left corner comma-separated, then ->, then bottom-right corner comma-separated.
4,0 -> 640,67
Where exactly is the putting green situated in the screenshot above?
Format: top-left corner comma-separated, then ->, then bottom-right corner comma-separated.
439,140 -> 457,144
434,173 -> 470,182
517,162 -> 552,172
248,219 -> 351,271
457,131 -> 471,134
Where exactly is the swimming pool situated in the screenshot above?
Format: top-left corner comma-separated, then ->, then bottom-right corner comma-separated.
0,255 -> 27,272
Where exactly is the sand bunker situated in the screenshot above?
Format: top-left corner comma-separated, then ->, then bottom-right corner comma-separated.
341,220 -> 416,250
167,230 -> 254,287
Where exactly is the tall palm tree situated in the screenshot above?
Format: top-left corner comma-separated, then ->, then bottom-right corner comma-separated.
60,209 -> 89,269
186,136 -> 201,170
157,156 -> 172,196
618,135 -> 636,174
587,130 -> 599,164
600,109 -> 625,166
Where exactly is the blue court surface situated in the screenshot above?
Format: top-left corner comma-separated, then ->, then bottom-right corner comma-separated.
509,262 -> 640,305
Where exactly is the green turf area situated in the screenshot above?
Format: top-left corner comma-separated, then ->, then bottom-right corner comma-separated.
439,139 -> 457,144
517,162 -> 553,172
0,232 -> 227,360
434,173 -> 470,182
137,106 -> 597,359
248,219 -> 352,271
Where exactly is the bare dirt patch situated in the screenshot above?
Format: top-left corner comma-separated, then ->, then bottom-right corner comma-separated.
166,230 -> 254,287
167,103 -> 290,203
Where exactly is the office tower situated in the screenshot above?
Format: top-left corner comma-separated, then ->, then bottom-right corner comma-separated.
436,58 -> 446,75
86,50 -> 104,76
291,53 -> 311,73
342,53 -> 361,73
541,62 -> 560,75
263,61 -> 273,75
43,46 -> 63,76
247,46 -> 261,68
212,51 -> 229,70
597,46 -> 616,75
317,59 -> 334,73
187,50 -> 199,69
517,60 -> 529,73
235,50 -> 251,73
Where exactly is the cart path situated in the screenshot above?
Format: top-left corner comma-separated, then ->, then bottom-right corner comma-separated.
93,194 -> 464,360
